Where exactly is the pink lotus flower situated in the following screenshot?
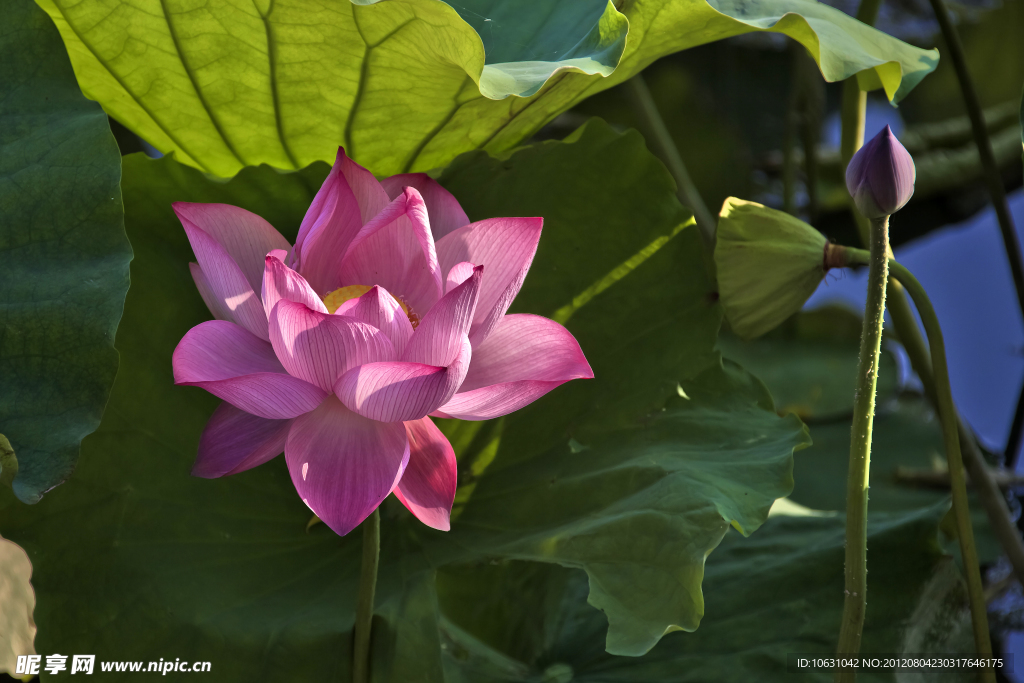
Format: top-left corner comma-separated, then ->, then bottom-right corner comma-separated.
171,150 -> 593,536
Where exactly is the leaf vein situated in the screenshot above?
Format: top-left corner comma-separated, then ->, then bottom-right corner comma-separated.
257,0 -> 300,169
157,0 -> 250,168
47,2 -> 214,174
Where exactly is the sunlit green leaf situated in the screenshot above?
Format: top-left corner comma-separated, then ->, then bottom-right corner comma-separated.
0,120 -> 806,674
37,0 -> 937,177
0,0 -> 131,503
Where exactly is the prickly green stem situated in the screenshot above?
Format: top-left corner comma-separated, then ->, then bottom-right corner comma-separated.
353,509 -> 379,683
843,248 -> 996,682
835,215 -> 888,681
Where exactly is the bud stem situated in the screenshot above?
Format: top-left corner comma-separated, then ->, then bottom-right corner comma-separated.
839,0 -> 882,171
835,216 -> 888,681
841,247 -> 995,681
353,509 -> 380,683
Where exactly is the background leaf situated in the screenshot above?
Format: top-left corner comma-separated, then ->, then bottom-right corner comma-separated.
0,120 -> 806,677
0,0 -> 131,503
435,504 -> 954,682
720,308 -> 1000,562
427,0 -> 629,97
717,306 -> 900,421
36,0 -> 937,177
788,395 -> 1000,563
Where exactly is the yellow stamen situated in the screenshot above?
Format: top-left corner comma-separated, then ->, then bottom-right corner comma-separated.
322,285 -> 419,328
323,285 -> 374,314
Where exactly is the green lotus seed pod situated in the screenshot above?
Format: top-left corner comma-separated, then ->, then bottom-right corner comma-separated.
715,198 -> 836,340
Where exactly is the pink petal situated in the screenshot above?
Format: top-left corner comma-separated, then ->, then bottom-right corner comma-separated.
190,262 -> 233,321
173,320 -> 328,419
193,402 -> 290,478
435,217 -> 543,346
286,395 -> 409,537
334,337 -> 472,423
181,219 -> 269,340
394,417 -> 457,531
293,150 -> 365,295
335,285 -> 413,357
379,173 -> 469,240
340,188 -> 443,317
445,261 -> 476,293
269,299 -> 396,392
262,254 -> 328,317
173,202 -> 291,294
432,314 -> 593,421
337,149 -> 390,224
402,266 -> 481,366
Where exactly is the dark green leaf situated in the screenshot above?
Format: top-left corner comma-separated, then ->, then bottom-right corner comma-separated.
436,504 -> 954,682
0,0 -> 131,502
789,395 -> 1000,563
722,306 -> 999,562
718,306 -> 900,422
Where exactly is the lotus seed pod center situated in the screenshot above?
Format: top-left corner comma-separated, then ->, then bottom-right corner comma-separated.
322,285 -> 419,328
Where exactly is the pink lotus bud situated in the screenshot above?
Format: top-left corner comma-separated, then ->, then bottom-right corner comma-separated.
845,125 -> 916,219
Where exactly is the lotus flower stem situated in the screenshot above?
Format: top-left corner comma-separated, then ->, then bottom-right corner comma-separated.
929,0 -> 1024,470
884,275 -> 993,674
623,74 -> 715,243
835,216 -> 889,679
956,399 -> 1024,590
860,259 -> 1024,590
782,45 -> 801,216
838,0 -> 882,170
926,0 -> 1024,321
352,509 -> 380,683
781,43 -> 823,219
842,248 -> 995,681
856,250 -> 1024,593
838,54 -> 1024,588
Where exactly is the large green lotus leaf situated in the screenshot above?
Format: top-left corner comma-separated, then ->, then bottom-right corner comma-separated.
435,504 -> 953,682
721,304 -> 999,561
0,120 -> 807,677
0,0 -> 131,503
36,0 -> 937,177
444,362 -> 808,656
718,306 -> 900,422
788,395 -> 1000,563
437,122 -> 725,454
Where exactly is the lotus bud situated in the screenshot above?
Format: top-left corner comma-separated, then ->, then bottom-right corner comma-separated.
715,197 -> 841,340
845,125 -> 916,219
